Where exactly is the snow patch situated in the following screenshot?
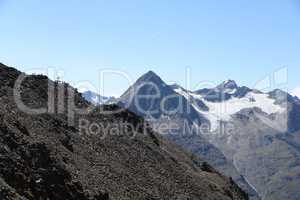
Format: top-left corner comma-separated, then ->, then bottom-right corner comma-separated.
174,87 -> 285,131
192,92 -> 284,131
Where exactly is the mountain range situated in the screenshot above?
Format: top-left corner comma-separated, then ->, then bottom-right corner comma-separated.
2,63 -> 298,199
82,91 -> 116,105
109,70 -> 300,200
0,63 -> 249,200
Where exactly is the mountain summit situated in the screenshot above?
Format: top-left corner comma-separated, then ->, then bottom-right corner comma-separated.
136,70 -> 165,85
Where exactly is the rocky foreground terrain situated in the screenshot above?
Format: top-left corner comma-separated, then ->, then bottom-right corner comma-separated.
0,63 -> 248,200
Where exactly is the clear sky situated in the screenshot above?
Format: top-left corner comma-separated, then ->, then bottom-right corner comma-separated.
0,0 -> 300,97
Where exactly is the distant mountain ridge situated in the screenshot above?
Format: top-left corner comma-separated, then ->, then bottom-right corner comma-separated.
82,90 -> 116,105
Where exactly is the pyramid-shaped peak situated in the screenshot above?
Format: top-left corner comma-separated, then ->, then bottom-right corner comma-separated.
145,70 -> 157,76
142,70 -> 161,80
136,70 -> 164,84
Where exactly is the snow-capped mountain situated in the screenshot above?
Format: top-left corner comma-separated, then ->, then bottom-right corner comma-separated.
82,90 -> 116,105
120,71 -> 300,200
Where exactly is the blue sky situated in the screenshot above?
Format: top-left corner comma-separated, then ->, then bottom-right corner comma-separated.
0,0 -> 300,96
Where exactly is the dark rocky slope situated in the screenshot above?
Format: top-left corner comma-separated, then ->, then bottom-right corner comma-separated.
0,63 -> 248,200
